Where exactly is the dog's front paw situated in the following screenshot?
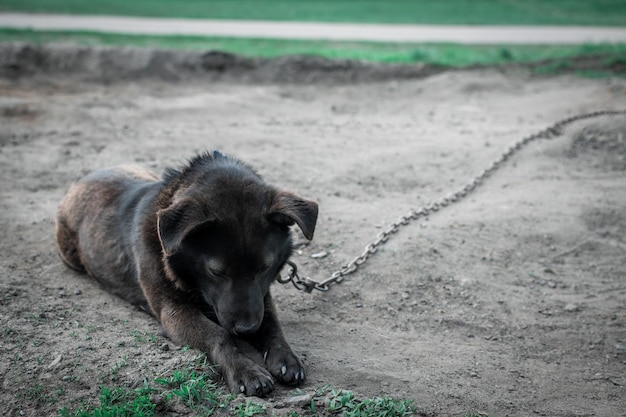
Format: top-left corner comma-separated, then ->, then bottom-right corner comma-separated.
227,361 -> 275,397
264,346 -> 306,386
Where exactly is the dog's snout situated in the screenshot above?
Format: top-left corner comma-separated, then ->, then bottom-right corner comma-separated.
233,322 -> 259,336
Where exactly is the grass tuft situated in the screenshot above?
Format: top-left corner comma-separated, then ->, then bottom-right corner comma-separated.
58,362 -> 420,417
60,384 -> 156,417
234,399 -> 267,417
317,387 -> 416,417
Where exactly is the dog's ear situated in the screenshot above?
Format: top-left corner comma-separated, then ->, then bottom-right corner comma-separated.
269,191 -> 318,240
157,200 -> 214,256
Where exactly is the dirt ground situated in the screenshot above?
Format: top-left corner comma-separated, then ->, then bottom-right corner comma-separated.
1,45 -> 625,417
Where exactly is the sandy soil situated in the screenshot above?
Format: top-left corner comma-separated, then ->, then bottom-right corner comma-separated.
1,45 -> 625,417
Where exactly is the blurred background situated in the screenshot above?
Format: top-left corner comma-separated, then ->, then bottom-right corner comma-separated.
0,0 -> 625,73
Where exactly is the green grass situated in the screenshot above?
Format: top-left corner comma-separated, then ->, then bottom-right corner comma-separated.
60,355 -> 232,417
155,367 -> 227,409
24,384 -> 66,405
1,0 -> 625,26
60,384 -> 157,417
319,388 -> 416,417
234,400 -> 267,417
56,354 -> 422,417
2,28 -> 626,71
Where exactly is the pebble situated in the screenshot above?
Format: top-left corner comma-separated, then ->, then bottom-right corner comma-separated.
564,303 -> 580,312
74,288 -> 82,295
48,354 -> 62,370
311,251 -> 328,259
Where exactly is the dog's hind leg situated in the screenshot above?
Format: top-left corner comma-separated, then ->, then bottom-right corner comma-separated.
55,182 -> 92,273
55,211 -> 86,273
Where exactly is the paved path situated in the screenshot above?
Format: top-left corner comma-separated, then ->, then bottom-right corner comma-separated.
1,13 -> 625,44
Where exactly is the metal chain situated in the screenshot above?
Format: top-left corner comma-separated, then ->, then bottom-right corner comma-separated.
278,109 -> 626,293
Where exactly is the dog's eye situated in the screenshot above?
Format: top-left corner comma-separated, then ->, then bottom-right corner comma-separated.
208,267 -> 225,278
205,259 -> 226,278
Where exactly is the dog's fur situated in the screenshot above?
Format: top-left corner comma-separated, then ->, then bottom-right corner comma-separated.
55,151 -> 318,396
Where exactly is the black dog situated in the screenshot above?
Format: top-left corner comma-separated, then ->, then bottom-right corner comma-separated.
56,151 -> 318,396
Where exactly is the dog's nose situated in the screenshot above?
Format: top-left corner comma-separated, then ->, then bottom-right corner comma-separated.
233,322 -> 259,336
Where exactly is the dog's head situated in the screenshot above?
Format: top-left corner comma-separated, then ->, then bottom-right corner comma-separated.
156,153 -> 318,336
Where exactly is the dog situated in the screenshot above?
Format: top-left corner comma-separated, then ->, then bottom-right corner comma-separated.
55,151 -> 318,396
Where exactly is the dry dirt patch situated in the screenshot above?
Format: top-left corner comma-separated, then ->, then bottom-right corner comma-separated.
1,46 -> 625,417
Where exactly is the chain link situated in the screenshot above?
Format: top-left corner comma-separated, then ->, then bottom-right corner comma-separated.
278,110 -> 626,293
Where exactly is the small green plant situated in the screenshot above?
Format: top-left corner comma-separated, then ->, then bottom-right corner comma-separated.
110,355 -> 128,380
157,365 -> 231,416
129,330 -> 159,345
61,384 -> 157,417
100,385 -> 156,416
24,384 -> 45,401
3,326 -> 17,337
23,383 -> 65,405
234,399 -> 266,417
319,388 -> 416,417
167,372 -> 217,407
130,329 -> 146,343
